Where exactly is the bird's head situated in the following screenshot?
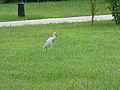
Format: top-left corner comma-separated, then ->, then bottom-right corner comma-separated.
52,32 -> 57,36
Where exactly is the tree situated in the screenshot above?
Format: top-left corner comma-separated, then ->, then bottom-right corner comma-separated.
105,0 -> 120,24
90,0 -> 96,25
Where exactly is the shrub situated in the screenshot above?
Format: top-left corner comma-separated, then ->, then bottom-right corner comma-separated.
105,0 -> 120,24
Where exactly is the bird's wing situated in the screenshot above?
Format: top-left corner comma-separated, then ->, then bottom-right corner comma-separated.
43,37 -> 53,48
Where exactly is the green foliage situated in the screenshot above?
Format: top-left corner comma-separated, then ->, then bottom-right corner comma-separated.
105,0 -> 120,24
0,21 -> 120,89
0,0 -> 4,3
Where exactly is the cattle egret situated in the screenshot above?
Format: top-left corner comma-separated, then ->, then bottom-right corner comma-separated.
43,32 -> 57,51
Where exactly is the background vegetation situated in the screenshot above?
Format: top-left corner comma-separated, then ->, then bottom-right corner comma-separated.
1,0 -> 71,3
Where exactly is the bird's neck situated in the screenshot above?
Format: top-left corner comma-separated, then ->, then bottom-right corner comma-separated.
52,35 -> 56,37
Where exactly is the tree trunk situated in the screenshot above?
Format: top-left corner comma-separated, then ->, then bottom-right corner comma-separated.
90,0 -> 96,25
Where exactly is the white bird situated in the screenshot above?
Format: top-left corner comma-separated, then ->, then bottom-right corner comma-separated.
43,32 -> 57,51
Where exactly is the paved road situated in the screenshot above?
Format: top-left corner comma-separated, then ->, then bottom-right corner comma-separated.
0,15 -> 113,27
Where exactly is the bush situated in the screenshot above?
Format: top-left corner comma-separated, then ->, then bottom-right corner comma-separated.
105,0 -> 120,24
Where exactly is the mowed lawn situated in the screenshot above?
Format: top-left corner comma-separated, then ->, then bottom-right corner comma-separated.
0,21 -> 120,89
0,0 -> 109,22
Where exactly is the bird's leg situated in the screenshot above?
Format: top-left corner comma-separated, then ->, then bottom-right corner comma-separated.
45,48 -> 47,52
51,43 -> 53,47
43,48 -> 46,52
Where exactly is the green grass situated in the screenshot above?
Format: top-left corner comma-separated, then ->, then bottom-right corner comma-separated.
0,0 -> 110,22
0,21 -> 120,89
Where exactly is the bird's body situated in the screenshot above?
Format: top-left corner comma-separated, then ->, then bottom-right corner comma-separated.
43,32 -> 57,51
43,36 -> 56,48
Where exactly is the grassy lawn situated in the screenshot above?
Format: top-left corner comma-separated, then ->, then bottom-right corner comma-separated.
0,0 -> 110,22
0,21 -> 120,89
